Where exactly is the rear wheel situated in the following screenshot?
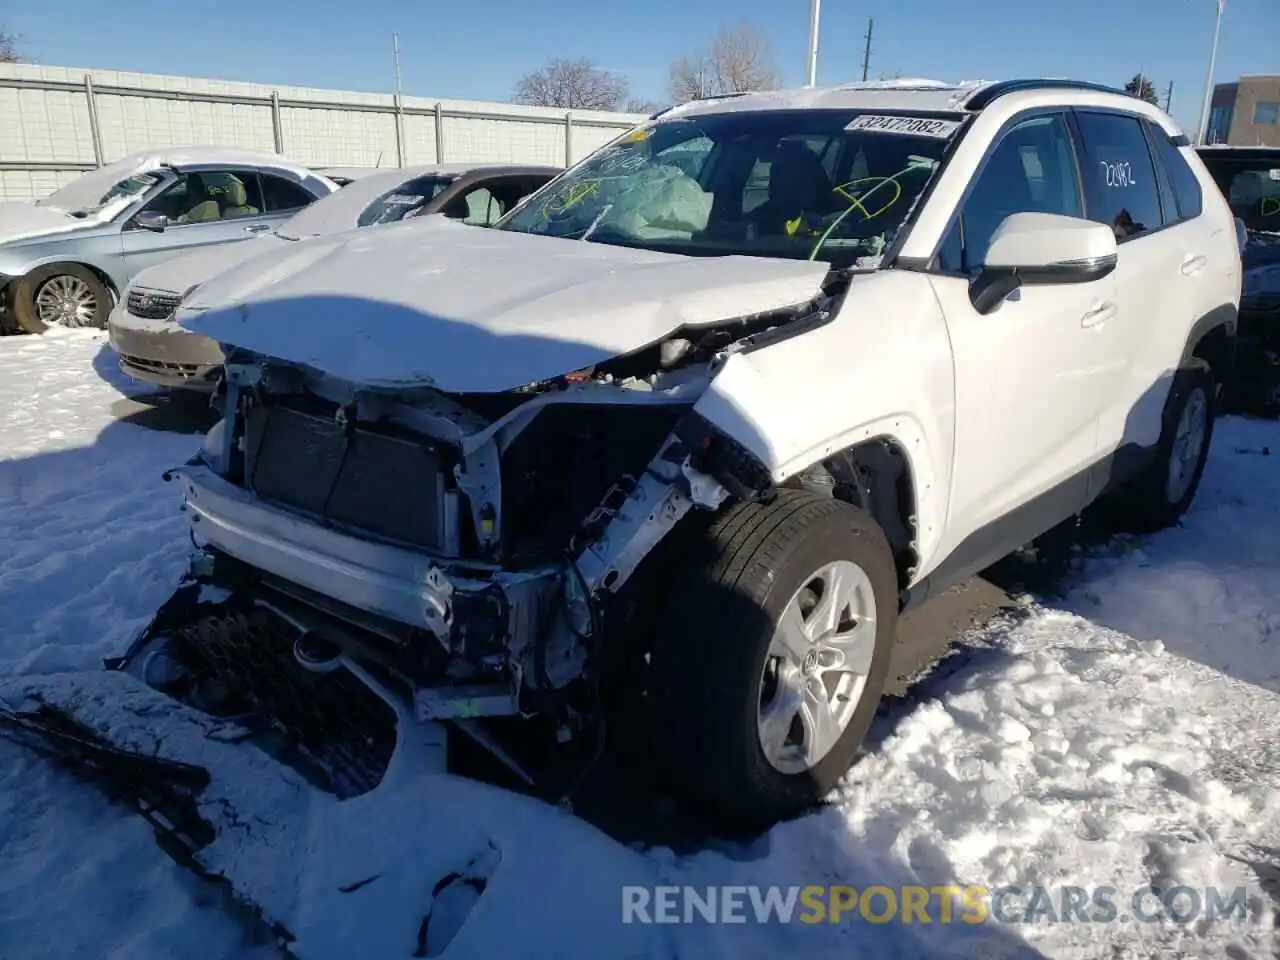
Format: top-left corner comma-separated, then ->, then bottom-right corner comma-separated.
648,490 -> 898,828
11,263 -> 113,333
1101,359 -> 1215,533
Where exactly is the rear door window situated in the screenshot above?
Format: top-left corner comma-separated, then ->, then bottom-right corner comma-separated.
260,174 -> 316,214
1073,111 -> 1165,242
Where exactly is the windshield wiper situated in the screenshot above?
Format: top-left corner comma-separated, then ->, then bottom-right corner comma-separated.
580,203 -> 614,241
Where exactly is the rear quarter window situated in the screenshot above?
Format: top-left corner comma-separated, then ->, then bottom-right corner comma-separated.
1146,124 -> 1204,222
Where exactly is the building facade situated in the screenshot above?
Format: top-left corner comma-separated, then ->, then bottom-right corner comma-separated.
1207,75 -> 1280,146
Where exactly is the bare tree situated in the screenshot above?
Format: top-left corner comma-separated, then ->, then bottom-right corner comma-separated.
667,21 -> 779,103
513,57 -> 629,111
0,27 -> 21,62
624,98 -> 665,115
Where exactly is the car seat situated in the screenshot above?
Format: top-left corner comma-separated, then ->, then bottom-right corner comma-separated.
183,174 -> 221,222
221,178 -> 260,219
748,141 -> 833,236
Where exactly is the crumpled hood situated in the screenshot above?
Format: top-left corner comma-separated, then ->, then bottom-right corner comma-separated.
0,201 -> 93,245
129,233 -> 289,297
176,216 -> 830,392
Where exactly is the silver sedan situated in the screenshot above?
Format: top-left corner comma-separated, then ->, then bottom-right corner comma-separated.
0,147 -> 336,333
108,163 -> 562,392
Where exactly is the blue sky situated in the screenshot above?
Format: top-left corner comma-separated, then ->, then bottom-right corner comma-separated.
1,0 -> 1275,133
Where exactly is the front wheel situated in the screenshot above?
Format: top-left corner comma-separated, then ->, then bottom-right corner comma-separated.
648,490 -> 898,828
11,264 -> 113,333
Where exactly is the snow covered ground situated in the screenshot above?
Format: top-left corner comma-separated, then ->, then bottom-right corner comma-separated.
1,328 -> 1277,959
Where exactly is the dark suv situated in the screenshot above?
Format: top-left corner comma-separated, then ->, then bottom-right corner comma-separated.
1198,145 -> 1280,412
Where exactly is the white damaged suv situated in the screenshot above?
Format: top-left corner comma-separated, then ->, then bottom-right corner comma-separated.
140,78 -> 1240,827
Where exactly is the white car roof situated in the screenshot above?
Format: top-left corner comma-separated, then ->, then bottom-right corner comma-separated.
34,146 -> 337,218
315,167 -> 387,183
656,77 -> 1172,126
319,162 -> 559,181
661,79 -> 992,119
109,145 -> 324,182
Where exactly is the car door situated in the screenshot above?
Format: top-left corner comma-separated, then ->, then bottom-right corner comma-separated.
1070,109 -> 1194,458
118,168 -> 274,278
926,111 -> 1115,548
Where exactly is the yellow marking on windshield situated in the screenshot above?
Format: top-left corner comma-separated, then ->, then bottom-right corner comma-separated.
541,178 -> 601,219
832,177 -> 902,221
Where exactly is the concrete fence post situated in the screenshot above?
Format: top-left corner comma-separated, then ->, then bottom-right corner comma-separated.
83,74 -> 104,167
270,91 -> 285,154
434,102 -> 445,163
393,94 -> 406,167
564,111 -> 574,166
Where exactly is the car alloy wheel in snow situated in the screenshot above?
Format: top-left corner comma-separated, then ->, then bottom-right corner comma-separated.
1166,385 -> 1209,504
757,559 -> 877,775
35,274 -> 98,328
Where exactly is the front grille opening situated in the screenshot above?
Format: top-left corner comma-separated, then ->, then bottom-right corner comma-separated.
126,288 -> 182,320
121,354 -> 208,378
243,398 -> 457,554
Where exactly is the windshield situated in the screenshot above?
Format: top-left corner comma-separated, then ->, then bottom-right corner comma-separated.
276,172 -> 455,240
36,160 -> 159,217
357,176 -> 454,226
1201,151 -> 1280,271
498,109 -> 962,267
1201,152 -> 1280,236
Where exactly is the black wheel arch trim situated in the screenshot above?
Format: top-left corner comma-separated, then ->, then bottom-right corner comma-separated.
1182,301 -> 1238,382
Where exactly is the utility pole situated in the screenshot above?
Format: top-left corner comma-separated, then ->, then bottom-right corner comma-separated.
1195,0 -> 1225,145
1164,80 -> 1174,113
861,18 -> 874,82
806,0 -> 822,87
392,33 -> 406,167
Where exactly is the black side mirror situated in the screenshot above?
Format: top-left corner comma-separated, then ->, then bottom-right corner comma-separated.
968,267 -> 1021,315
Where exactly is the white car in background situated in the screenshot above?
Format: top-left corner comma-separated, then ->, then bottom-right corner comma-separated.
0,147 -> 336,333
312,167 -> 389,186
108,162 -> 561,391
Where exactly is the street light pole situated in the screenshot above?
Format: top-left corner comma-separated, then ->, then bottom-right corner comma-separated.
806,0 -> 822,88
1195,0 -> 1225,145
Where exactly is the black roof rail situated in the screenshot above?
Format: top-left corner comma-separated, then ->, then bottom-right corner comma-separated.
964,79 -> 1132,111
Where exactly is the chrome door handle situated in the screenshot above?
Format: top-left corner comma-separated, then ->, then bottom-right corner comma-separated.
244,223 -> 271,234
1081,301 -> 1116,328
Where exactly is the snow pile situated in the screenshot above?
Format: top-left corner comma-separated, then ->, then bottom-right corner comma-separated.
0,329 -> 197,678
1,330 -> 1277,959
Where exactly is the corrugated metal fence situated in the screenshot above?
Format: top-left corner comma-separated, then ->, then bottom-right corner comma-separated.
0,63 -> 647,201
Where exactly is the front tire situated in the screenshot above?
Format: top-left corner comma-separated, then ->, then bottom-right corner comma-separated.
648,490 -> 898,828
1102,359 -> 1215,534
11,263 -> 113,333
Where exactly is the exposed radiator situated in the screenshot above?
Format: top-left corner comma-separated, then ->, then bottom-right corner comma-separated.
243,402 -> 449,552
